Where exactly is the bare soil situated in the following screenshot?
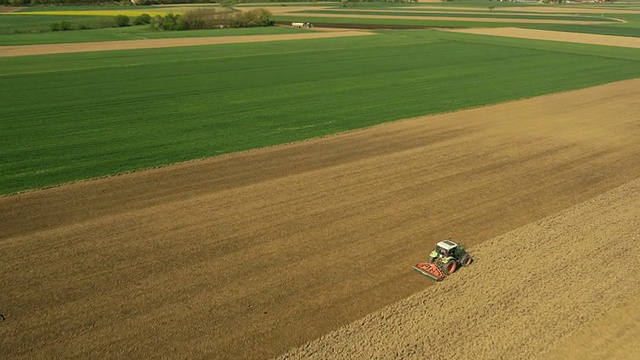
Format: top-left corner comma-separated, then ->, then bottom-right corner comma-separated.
502,6 -> 640,14
269,11 -> 609,25
1,79 -> 639,359
0,31 -> 373,57
539,296 -> 640,360
3,19 -> 634,57
262,4 -> 621,24
2,4 -> 630,58
276,176 -> 640,359
444,27 -> 640,48
406,5 -> 640,14
0,6 -> 23,13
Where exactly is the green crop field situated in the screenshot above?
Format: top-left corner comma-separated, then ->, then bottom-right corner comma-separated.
518,22 -> 640,37
1,29 -> 639,195
273,6 -> 640,33
0,26 -> 307,46
293,9 -> 615,23
0,14 -> 116,34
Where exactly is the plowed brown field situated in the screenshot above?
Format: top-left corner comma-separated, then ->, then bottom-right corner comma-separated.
1,79 -> 639,359
276,177 -> 640,359
445,27 -> 640,49
0,31 -> 373,57
0,6 -> 23,13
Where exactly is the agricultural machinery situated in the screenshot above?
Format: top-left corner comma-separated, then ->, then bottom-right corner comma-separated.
413,239 -> 473,281
291,22 -> 314,28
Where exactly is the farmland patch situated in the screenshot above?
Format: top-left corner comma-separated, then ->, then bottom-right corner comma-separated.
1,79 -> 639,359
2,31 -> 639,195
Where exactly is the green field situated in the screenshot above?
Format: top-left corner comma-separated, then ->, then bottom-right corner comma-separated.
293,9 -> 616,23
3,2 -> 640,44
0,25 -> 307,46
519,21 -> 640,37
274,9 -> 640,36
1,29 -> 639,195
0,14 -> 116,34
275,14 -> 640,34
2,2 -> 640,195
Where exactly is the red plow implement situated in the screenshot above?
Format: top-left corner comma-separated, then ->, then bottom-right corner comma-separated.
413,262 -> 445,282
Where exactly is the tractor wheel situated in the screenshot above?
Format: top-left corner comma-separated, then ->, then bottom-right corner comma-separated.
442,259 -> 457,275
460,253 -> 473,267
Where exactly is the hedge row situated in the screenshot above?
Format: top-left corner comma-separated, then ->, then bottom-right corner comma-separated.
1,0 -> 323,5
152,8 -> 273,30
43,8 -> 272,32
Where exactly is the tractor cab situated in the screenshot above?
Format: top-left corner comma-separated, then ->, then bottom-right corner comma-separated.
415,239 -> 472,281
435,240 -> 458,258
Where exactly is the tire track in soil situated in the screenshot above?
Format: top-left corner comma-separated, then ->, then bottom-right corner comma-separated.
1,79 -> 639,359
276,177 -> 640,359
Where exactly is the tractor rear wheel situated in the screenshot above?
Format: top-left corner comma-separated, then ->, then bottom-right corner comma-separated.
460,253 -> 473,267
442,259 -> 457,275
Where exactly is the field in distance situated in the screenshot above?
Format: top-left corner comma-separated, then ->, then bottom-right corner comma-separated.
1,28 -> 640,194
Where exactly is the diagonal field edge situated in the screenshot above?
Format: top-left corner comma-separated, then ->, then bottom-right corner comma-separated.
0,31 -> 374,57
442,27 -> 640,49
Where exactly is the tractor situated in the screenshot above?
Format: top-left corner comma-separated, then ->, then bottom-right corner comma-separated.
413,239 -> 473,281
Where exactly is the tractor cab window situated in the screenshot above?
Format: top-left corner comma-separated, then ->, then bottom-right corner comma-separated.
438,247 -> 448,257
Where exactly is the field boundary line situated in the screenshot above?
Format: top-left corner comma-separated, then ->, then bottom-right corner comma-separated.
441,27 -> 640,48
0,31 -> 374,57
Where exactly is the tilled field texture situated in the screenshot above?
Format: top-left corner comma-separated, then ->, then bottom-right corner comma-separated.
445,27 -> 640,48
246,5 -> 617,25
1,79 -> 640,359
407,5 -> 640,14
0,31 -> 373,57
276,177 -> 640,359
0,7 -> 23,13
540,295 -> 640,360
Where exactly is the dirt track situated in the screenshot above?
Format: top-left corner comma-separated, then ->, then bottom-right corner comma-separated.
248,5 -> 620,25
1,5 -> 631,58
267,11 -> 611,25
445,27 -> 640,48
540,295 -> 640,360
1,79 -> 639,359
2,25 -> 637,58
0,6 -> 23,13
406,5 -> 640,14
277,176 -> 640,359
0,31 -> 372,57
